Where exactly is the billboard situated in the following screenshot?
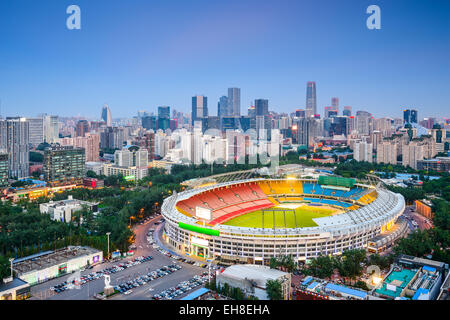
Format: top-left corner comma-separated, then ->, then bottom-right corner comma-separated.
191,236 -> 209,247
195,206 -> 212,221
112,251 -> 121,259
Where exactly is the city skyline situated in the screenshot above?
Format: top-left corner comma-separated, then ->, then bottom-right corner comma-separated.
0,0 -> 449,119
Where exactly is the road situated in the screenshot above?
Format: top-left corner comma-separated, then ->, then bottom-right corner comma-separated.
30,214 -> 206,300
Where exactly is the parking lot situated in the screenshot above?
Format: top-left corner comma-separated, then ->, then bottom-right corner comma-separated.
30,216 -> 212,300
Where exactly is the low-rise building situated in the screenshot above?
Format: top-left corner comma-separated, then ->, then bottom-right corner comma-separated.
374,255 -> 446,300
216,264 -> 291,300
296,276 -> 369,300
12,246 -> 103,285
417,157 -> 450,173
0,277 -> 30,300
39,195 -> 98,223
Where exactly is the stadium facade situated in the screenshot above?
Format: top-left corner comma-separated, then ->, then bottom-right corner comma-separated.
161,177 -> 405,265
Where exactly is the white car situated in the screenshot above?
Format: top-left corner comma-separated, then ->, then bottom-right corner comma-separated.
124,290 -> 132,295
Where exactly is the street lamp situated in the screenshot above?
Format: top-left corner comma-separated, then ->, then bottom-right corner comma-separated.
9,258 -> 14,278
207,257 -> 217,283
106,232 -> 111,260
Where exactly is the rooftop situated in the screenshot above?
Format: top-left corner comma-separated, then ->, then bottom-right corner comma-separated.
180,288 -> 210,300
13,246 -> 101,275
0,277 -> 29,292
220,264 -> 289,288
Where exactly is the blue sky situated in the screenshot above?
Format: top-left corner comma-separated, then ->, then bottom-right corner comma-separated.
0,0 -> 449,119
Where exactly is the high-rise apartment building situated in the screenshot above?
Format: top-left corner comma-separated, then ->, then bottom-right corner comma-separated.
43,115 -> 59,144
376,142 -> 398,165
60,133 -> 100,162
27,117 -> 44,146
0,153 -> 8,187
403,142 -> 423,169
76,120 -> 90,137
354,140 -> 373,163
0,117 -> 30,178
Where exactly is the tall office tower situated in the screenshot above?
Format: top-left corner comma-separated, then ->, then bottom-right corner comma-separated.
295,109 -> 306,118
0,153 -> 8,187
410,110 -> 418,124
101,104 -> 112,126
248,105 -> 256,118
377,142 -> 398,165
403,109 -> 418,124
330,116 -> 348,136
354,140 -> 373,163
60,133 -> 100,162
324,106 -> 338,118
403,142 -> 424,169
158,106 -> 170,130
192,96 -> 208,125
355,111 -> 372,135
228,87 -> 241,117
331,97 -> 339,111
295,118 -> 309,146
0,118 -> 30,179
218,96 -> 228,118
255,99 -> 269,116
305,81 -> 317,118
43,115 -> 59,143
76,120 -> 90,137
43,145 -> 85,187
343,106 -> 352,117
403,109 -> 410,124
26,117 -> 44,146
141,115 -> 157,131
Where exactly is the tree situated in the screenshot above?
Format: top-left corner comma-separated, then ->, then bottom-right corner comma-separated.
266,279 -> 283,300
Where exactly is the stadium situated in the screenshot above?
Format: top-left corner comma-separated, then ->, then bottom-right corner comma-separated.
161,176 -> 405,265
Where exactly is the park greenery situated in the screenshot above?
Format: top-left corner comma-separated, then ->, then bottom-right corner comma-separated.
266,279 -> 283,300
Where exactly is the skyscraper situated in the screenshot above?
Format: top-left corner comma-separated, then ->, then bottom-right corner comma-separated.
76,120 -> 90,137
158,106 -> 170,130
192,96 -> 208,125
43,145 -> 85,187
1,117 -> 30,179
331,97 -> 339,109
343,106 -> 352,117
255,99 -> 269,116
101,104 -> 112,126
403,109 -> 418,124
228,88 -> 241,117
306,82 -> 317,118
217,96 -> 228,118
26,117 -> 44,146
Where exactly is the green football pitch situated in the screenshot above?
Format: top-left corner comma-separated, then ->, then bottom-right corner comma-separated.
223,205 -> 337,228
